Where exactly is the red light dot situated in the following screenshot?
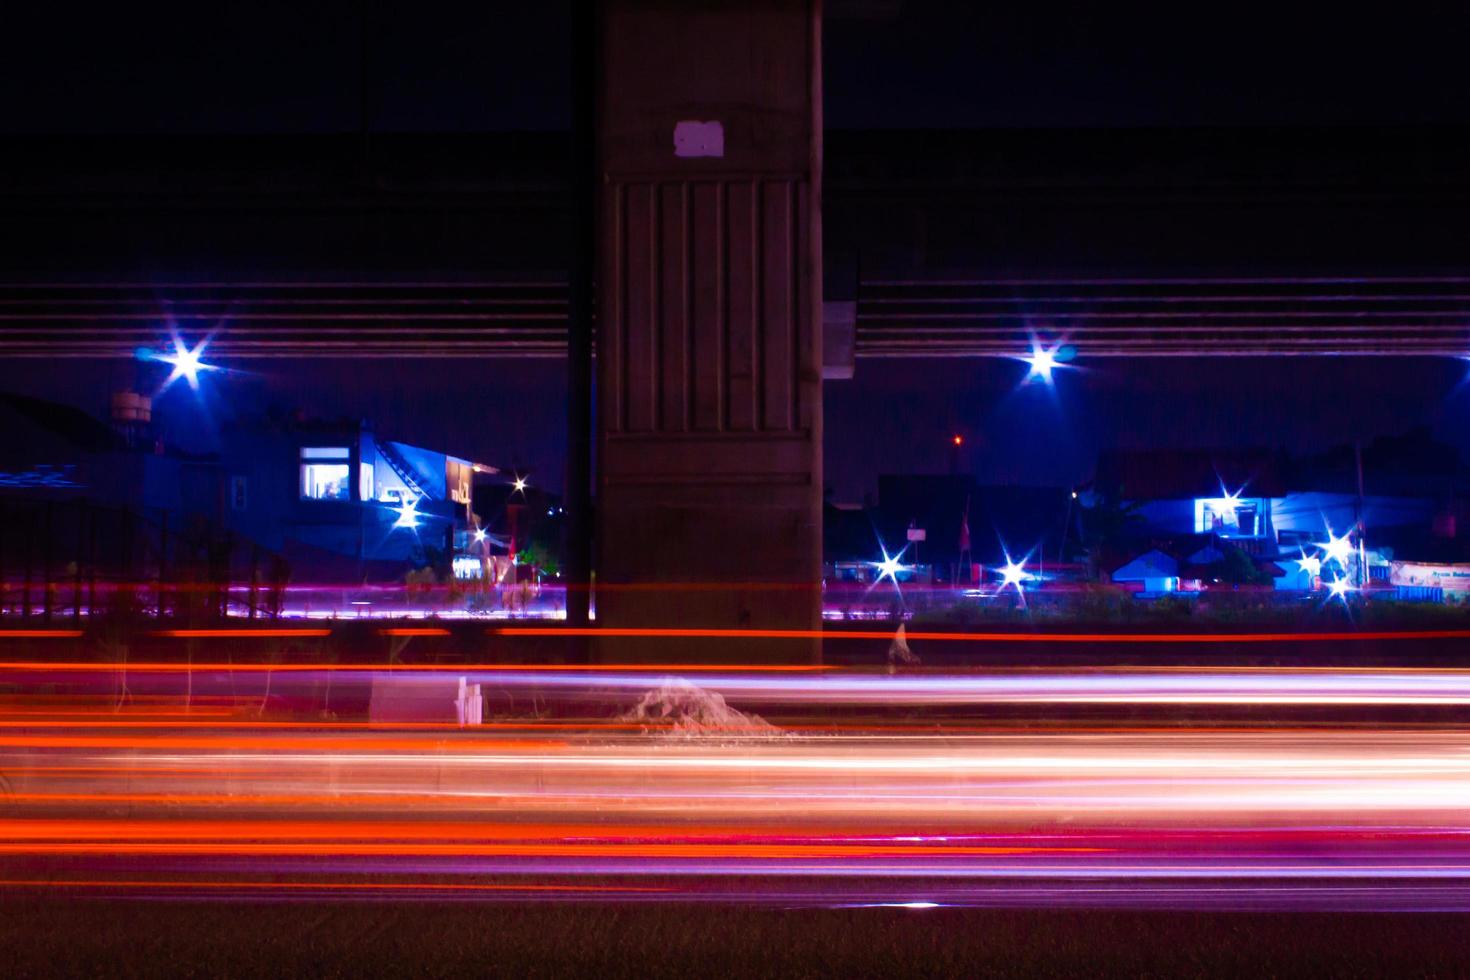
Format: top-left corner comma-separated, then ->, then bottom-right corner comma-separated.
952,435 -> 963,446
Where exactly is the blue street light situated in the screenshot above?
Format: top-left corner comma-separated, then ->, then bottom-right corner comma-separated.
1316,530 -> 1354,568
998,554 -> 1031,591
873,545 -> 909,585
152,333 -> 217,392
1019,340 -> 1077,384
1296,553 -> 1323,579
1025,343 -> 1059,382
393,495 -> 422,530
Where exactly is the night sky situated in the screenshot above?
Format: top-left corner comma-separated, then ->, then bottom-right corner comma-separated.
8,3 -> 1470,131
4,2 -> 1470,498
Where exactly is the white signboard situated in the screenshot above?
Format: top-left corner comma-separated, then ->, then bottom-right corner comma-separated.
1389,561 -> 1470,591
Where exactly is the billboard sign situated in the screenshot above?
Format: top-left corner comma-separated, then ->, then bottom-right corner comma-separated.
1389,561 -> 1470,592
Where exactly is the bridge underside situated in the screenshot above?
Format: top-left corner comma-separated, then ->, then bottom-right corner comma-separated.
5,276 -> 1470,359
7,126 -> 1470,359
8,123 -> 1470,359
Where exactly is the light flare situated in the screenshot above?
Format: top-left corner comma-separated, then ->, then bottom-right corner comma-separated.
154,332 -> 217,391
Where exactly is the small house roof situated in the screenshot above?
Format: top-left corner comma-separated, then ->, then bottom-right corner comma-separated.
1110,548 -> 1178,581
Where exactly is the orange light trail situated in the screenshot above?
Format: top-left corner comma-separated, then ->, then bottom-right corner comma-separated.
0,818 -> 1100,848
5,666 -> 1470,909
150,628 -> 333,638
0,734 -> 559,751
0,630 -> 84,638
0,879 -> 671,894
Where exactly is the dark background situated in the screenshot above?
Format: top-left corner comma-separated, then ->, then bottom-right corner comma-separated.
3,2 -> 1469,498
7,3 -> 1469,132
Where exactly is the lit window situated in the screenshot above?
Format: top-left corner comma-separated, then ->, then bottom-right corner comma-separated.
1194,497 -> 1264,537
300,447 -> 350,500
359,462 -> 374,502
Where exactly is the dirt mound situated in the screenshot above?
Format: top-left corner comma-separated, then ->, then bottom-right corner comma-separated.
619,678 -> 780,736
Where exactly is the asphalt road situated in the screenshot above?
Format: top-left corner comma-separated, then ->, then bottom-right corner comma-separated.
5,900 -> 1470,978
5,659 -> 1470,974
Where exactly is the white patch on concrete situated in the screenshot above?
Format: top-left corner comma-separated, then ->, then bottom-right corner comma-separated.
673,120 -> 724,158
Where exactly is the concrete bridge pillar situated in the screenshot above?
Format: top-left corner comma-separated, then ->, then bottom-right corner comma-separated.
596,1 -> 823,654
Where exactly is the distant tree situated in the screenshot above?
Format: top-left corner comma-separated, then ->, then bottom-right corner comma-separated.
515,542 -> 560,581
1078,494 -> 1147,577
1205,547 -> 1273,586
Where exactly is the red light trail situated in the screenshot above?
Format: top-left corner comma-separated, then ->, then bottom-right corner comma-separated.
2,664 -> 1470,910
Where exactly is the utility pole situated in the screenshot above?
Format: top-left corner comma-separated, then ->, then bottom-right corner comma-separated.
1059,490 -> 1075,564
1354,440 -> 1367,589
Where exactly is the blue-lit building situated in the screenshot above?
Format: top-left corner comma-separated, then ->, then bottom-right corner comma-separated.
1108,548 -> 1181,594
1098,446 -> 1452,543
1092,448 -> 1292,548
215,414 -> 490,582
1094,434 -> 1468,591
0,391 -> 496,591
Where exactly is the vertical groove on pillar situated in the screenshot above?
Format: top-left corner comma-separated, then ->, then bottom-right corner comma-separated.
804,180 -> 818,431
715,182 -> 726,433
791,180 -> 803,432
623,183 -> 656,432
682,181 -> 694,432
718,180 -> 729,434
690,181 -> 724,433
651,182 -> 664,431
608,180 -> 625,434
616,181 -> 625,433
760,179 -> 794,433
658,181 -> 686,432
725,181 -> 755,432
754,179 -> 767,431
